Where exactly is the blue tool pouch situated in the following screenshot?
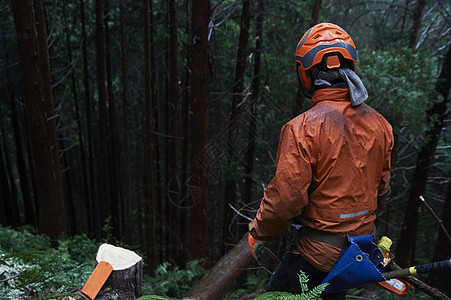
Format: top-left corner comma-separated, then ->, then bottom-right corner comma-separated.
321,234 -> 386,293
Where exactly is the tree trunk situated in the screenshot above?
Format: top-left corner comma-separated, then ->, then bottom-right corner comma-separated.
120,3 -> 132,245
63,5 -> 88,234
401,0 -> 411,34
2,36 -> 35,226
25,114 -> 40,223
104,0 -> 121,240
0,140 -> 7,225
180,0 -> 191,265
223,0 -> 251,247
169,0 -> 180,264
0,127 -> 16,226
2,126 -> 20,225
409,0 -> 427,51
427,181 -> 451,294
95,0 -> 112,237
181,64 -> 190,265
80,0 -> 96,237
396,46 -> 451,267
189,0 -> 210,260
2,127 -> 21,225
12,0 -> 67,240
163,17 -> 170,264
244,0 -> 264,205
10,97 -> 32,226
310,0 -> 323,27
341,0 -> 352,28
60,138 -> 77,235
184,234 -> 253,300
144,0 -> 157,270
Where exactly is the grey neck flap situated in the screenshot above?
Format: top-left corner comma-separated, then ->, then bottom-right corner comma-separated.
313,68 -> 368,106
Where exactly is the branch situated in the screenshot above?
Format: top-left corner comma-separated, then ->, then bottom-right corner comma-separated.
420,195 -> 451,244
0,272 -> 22,283
228,203 -> 253,222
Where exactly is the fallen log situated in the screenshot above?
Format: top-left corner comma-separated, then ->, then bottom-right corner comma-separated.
184,234 -> 253,300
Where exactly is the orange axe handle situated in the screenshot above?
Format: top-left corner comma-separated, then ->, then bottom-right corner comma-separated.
81,261 -> 113,300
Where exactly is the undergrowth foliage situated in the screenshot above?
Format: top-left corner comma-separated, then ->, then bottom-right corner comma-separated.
142,260 -> 206,299
255,270 -> 328,300
0,226 -> 98,299
0,225 -> 208,299
0,226 -> 332,300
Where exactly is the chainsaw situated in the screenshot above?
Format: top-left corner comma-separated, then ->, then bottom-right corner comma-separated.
376,236 -> 451,295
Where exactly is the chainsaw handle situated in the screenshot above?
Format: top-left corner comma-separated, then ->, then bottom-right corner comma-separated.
382,258 -> 451,280
416,259 -> 451,275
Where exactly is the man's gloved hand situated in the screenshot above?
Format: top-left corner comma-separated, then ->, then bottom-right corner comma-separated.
248,233 -> 265,258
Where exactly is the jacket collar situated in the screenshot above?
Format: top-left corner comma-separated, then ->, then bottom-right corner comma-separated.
312,88 -> 350,107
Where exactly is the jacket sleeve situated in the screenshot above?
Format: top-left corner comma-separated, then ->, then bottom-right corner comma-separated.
249,121 -> 313,240
377,122 -> 394,209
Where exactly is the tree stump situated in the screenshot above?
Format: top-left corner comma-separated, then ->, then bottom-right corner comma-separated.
82,244 -> 143,300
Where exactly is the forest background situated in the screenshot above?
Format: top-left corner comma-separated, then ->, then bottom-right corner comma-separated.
1,0 -> 451,298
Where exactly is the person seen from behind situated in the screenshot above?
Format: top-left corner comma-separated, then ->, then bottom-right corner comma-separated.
248,22 -> 394,299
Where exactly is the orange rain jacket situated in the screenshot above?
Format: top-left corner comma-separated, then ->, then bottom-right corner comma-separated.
249,88 -> 394,272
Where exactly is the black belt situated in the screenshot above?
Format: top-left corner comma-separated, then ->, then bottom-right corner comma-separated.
302,226 -> 350,249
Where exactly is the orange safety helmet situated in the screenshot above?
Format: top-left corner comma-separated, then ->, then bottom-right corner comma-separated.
295,23 -> 358,96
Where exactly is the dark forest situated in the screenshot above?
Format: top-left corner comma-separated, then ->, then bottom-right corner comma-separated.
1,0 -> 450,299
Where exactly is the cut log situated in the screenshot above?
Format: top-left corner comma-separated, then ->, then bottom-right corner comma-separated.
81,244 -> 143,300
184,234 -> 253,300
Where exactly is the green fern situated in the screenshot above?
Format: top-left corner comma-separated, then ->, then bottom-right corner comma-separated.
304,283 -> 329,299
0,226 -> 98,299
298,270 -> 309,294
141,260 -> 206,299
255,270 -> 329,300
255,291 -> 302,300
36,291 -> 76,299
136,296 -> 169,300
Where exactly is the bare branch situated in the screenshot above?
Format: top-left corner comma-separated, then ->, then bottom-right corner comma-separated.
420,195 -> 451,244
228,203 -> 253,222
0,273 -> 22,283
